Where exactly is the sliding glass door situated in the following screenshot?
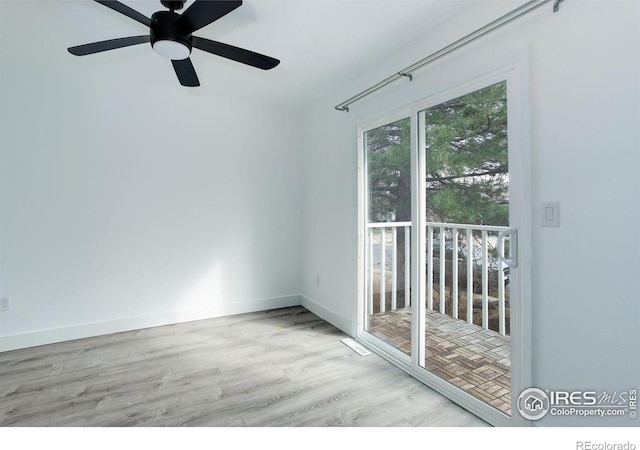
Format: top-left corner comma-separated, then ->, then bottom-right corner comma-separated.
416,81 -> 514,416
362,116 -> 412,357
359,68 -> 529,426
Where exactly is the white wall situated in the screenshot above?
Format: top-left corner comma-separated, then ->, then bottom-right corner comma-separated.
0,4 -> 303,351
300,0 -> 640,426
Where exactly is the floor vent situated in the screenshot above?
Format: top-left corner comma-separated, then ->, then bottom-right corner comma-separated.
340,338 -> 371,356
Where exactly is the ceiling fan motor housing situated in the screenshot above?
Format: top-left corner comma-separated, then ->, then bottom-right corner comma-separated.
160,1 -> 186,11
150,10 -> 192,60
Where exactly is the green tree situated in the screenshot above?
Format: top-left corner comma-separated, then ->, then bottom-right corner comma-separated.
424,82 -> 508,226
366,81 -> 508,226
366,118 -> 411,222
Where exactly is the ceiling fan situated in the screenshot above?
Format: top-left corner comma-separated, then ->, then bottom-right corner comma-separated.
68,0 -> 280,87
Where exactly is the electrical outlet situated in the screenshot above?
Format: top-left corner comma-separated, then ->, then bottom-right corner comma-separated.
0,297 -> 10,312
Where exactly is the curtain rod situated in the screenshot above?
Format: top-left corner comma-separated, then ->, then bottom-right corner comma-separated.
335,0 -> 565,112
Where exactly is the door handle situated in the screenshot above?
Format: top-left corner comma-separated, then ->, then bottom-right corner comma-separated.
497,229 -> 518,268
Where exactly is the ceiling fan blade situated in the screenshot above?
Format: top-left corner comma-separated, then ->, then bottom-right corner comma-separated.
68,35 -> 150,56
192,36 -> 280,70
174,0 -> 243,35
172,58 -> 200,87
94,1 -> 152,27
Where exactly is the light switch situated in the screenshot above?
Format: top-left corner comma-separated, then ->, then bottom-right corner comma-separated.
545,207 -> 554,221
541,202 -> 560,227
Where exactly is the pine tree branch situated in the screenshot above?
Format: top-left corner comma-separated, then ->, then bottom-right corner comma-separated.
425,167 -> 506,183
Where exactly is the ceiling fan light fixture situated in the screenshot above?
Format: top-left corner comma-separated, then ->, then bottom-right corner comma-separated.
152,39 -> 191,60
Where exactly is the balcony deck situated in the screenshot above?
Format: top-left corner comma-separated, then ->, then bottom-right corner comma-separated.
368,308 -> 511,415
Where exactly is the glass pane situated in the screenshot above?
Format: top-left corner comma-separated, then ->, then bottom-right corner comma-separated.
366,118 -> 412,223
364,118 -> 411,356
424,81 -> 509,226
420,82 -> 512,416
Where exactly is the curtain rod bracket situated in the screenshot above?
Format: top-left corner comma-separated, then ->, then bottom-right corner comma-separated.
553,0 -> 565,13
398,72 -> 413,82
335,105 -> 349,113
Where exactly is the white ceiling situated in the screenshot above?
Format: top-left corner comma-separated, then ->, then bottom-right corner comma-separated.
1,0 -> 474,107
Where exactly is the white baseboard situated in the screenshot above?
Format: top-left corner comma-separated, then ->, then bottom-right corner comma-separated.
300,295 -> 353,335
0,294 -> 302,352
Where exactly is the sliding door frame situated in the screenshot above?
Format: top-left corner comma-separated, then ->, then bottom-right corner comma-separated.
356,60 -> 533,427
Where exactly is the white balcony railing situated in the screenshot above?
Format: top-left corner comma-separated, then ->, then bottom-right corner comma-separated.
367,222 -> 412,315
367,222 -> 514,336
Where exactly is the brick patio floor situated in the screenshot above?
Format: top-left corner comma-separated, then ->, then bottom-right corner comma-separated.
368,308 -> 511,415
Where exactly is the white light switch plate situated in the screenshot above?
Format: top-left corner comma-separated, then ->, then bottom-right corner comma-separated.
541,202 -> 560,227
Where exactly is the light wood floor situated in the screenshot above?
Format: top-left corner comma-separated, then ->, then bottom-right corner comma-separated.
0,307 -> 488,427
